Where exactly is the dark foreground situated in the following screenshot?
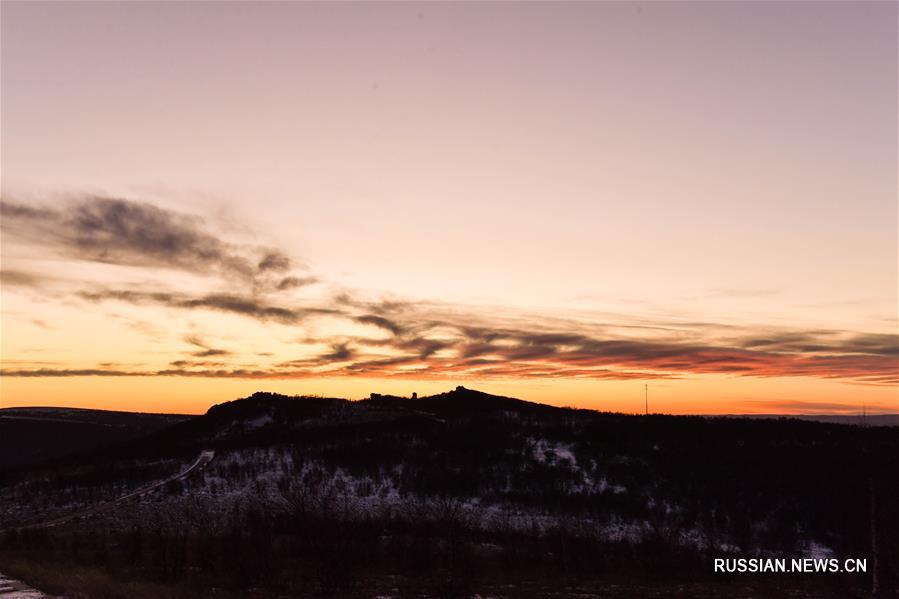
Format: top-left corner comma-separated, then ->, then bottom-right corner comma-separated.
1,388 -> 896,598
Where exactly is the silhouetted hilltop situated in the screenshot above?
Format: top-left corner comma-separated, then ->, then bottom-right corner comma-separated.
205,391 -> 345,422
409,385 -> 563,417
6,389 -> 898,474
194,386 -> 556,433
8,388 -> 570,468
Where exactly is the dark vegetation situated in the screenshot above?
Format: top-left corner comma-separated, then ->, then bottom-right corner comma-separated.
0,407 -> 191,470
1,387 -> 896,598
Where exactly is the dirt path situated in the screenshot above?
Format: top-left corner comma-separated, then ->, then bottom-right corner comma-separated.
11,450 -> 215,531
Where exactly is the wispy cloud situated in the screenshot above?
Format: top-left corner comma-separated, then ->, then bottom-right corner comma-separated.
0,196 -> 310,291
183,334 -> 231,358
76,288 -> 336,324
4,311 -> 896,385
2,194 -> 896,388
0,269 -> 49,288
355,314 -> 404,336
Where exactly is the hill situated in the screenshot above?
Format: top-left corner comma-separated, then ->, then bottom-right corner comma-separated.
1,389 -> 897,597
0,406 -> 192,470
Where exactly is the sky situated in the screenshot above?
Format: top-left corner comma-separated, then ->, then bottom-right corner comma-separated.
1,1 -> 896,415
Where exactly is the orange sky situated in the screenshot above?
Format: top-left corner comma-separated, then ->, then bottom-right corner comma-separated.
1,2 -> 896,415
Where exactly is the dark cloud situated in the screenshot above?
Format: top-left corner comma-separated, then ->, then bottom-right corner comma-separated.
0,269 -> 46,288
0,368 -> 144,377
736,331 -> 899,357
0,196 -> 302,286
460,327 -> 505,343
0,366 -> 276,378
178,294 -> 304,323
78,288 -> 338,324
344,355 -> 422,372
357,336 -> 449,358
322,342 -> 354,361
77,289 -> 176,305
169,359 -> 228,368
276,276 -> 318,291
398,338 -> 450,359
336,293 -> 414,315
4,322 -> 896,387
355,314 -> 404,336
183,334 -> 232,358
6,274 -> 899,384
3,196 -> 895,389
193,349 -> 230,357
457,342 -> 498,359
275,342 -> 357,368
0,203 -> 55,220
257,250 -> 292,272
305,314 -> 899,385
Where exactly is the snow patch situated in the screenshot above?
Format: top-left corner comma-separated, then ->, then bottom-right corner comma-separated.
800,540 -> 835,559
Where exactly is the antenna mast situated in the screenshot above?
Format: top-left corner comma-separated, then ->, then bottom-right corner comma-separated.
645,384 -> 648,415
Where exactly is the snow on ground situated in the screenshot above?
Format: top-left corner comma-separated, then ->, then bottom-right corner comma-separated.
800,540 -> 835,559
3,443 -> 839,560
153,445 -> 650,540
531,438 -> 577,467
246,413 -> 274,429
0,573 -> 57,598
528,437 -> 628,496
177,446 -> 835,554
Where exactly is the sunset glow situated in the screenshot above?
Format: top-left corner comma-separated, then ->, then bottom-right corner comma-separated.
1,1 -> 896,415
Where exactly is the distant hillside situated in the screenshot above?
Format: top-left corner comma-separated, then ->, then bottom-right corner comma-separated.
733,413 -> 899,427
2,388 -> 898,597
3,394 -> 894,471
0,406 -> 192,469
